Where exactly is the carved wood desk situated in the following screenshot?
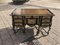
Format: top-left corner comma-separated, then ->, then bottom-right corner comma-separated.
11,9 -> 54,36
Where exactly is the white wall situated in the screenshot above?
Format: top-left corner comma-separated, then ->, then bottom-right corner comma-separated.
0,0 -> 12,3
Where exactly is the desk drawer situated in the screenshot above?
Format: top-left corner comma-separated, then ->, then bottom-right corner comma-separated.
25,16 -> 39,18
27,19 -> 36,24
42,19 -> 50,22
15,23 -> 22,26
14,19 -> 22,23
41,16 -> 52,27
26,18 -> 39,25
43,16 -> 51,19
14,15 -> 22,19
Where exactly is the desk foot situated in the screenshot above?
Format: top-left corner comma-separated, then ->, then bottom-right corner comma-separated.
22,27 -> 26,34
40,27 -> 51,36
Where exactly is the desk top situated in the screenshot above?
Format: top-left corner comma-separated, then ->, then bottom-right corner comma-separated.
12,9 -> 54,16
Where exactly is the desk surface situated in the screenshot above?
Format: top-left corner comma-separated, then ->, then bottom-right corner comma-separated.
12,9 -> 54,16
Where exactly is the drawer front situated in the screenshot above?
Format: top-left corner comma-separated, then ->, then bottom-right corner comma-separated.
14,15 -> 22,19
14,19 -> 22,23
12,15 -> 24,28
43,16 -> 51,19
27,19 -> 36,24
42,19 -> 50,23
26,18 -> 39,26
25,16 -> 39,18
41,16 -> 52,27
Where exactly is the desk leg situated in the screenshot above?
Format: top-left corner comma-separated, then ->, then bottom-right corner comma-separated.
47,16 -> 52,34
35,16 -> 42,36
40,16 -> 52,36
34,26 -> 40,36
13,25 -> 17,34
22,16 -> 26,34
12,16 -> 16,34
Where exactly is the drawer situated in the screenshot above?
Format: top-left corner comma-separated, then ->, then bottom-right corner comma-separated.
27,19 -> 36,24
25,16 -> 31,18
43,16 -> 51,19
13,15 -> 22,19
41,22 -> 51,27
15,23 -> 23,26
33,16 -> 39,18
42,19 -> 50,22
15,25 -> 23,28
42,23 -> 49,27
26,19 -> 37,25
25,16 -> 39,18
14,19 -> 22,23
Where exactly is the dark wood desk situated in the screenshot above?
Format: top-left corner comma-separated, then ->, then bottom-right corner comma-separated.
11,9 -> 54,36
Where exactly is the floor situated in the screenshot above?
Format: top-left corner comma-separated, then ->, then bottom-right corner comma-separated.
25,0 -> 60,9
0,4 -> 60,45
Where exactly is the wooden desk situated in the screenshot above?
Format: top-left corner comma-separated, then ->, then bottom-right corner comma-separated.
11,9 -> 54,36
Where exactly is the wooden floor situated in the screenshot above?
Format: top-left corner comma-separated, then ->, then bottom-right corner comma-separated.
0,7 -> 60,45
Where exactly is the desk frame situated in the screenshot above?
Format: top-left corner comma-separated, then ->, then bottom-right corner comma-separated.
11,9 -> 54,36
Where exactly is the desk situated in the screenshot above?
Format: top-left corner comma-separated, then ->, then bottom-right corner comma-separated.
11,9 -> 54,35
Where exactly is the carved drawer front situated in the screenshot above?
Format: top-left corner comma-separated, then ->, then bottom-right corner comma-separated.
43,16 -> 51,19
33,16 -> 39,18
42,22 -> 51,27
25,16 -> 39,26
13,15 -> 24,28
14,15 -> 22,19
27,19 -> 36,24
42,19 -> 50,22
41,16 -> 52,27
14,21 -> 24,28
15,23 -> 23,28
14,20 -> 22,23
13,15 -> 23,24
25,16 -> 39,18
